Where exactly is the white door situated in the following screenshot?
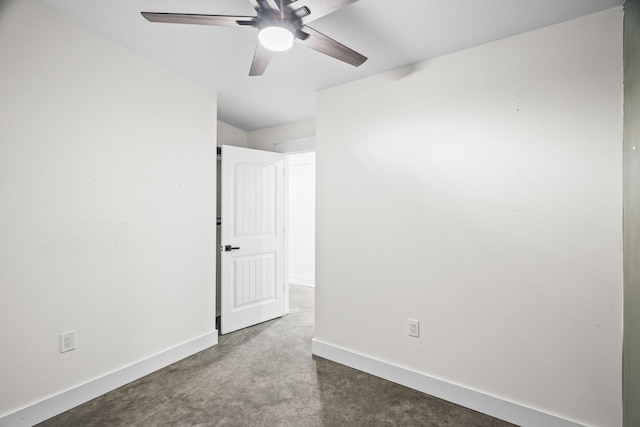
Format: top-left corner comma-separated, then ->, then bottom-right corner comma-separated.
221,145 -> 285,334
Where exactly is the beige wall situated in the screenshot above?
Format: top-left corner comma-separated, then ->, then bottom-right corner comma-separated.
316,8 -> 623,426
624,0 -> 640,425
0,0 -> 217,419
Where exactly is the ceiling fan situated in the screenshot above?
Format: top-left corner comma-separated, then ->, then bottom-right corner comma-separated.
141,0 -> 367,76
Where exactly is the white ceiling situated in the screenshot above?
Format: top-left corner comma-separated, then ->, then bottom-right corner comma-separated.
37,0 -> 623,131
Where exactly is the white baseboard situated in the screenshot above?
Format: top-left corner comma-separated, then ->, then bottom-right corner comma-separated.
0,331 -> 218,427
289,275 -> 315,287
311,338 -> 584,427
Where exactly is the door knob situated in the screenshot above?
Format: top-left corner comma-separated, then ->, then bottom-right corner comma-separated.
224,245 -> 240,252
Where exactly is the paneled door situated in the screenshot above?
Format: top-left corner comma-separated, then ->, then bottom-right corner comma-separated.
221,145 -> 285,334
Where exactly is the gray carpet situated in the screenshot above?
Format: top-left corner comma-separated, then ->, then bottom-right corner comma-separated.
38,285 -> 516,426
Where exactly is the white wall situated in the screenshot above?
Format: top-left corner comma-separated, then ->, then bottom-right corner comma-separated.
217,121 -> 248,147
315,8 -> 623,427
0,0 -> 217,420
220,119 -> 315,152
288,152 -> 316,286
247,118 -> 315,152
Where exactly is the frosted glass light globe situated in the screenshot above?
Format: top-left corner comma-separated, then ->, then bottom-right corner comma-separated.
258,26 -> 294,52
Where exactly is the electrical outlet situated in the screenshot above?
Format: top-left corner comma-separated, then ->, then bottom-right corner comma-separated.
60,331 -> 76,353
408,319 -> 420,338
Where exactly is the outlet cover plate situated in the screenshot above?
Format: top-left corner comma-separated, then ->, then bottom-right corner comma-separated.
60,331 -> 76,353
408,319 -> 420,338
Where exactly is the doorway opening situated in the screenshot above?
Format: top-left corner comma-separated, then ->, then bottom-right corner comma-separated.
216,146 -> 316,333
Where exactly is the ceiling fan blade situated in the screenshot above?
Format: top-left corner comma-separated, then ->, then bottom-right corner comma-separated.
248,0 -> 263,12
248,0 -> 285,13
264,0 -> 286,12
249,43 -> 275,76
141,12 -> 257,27
296,25 -> 366,67
285,0 -> 359,25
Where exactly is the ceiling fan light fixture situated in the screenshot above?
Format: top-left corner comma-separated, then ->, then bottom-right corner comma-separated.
258,26 -> 294,51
